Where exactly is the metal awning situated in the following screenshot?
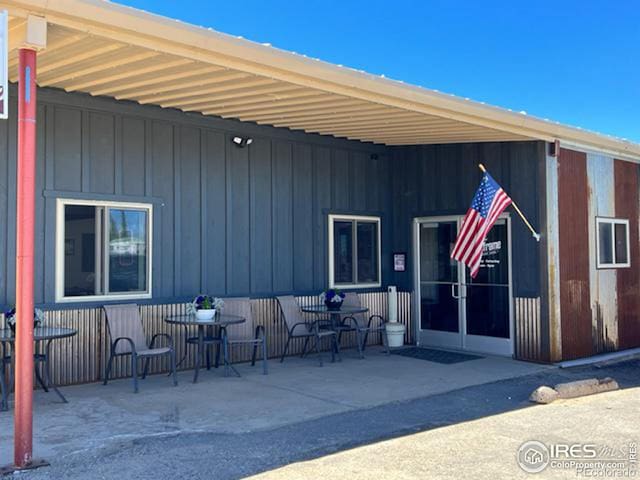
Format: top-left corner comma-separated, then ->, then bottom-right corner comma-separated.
2,0 -> 639,159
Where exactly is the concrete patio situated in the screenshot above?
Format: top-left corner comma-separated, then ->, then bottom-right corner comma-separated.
0,348 -> 547,467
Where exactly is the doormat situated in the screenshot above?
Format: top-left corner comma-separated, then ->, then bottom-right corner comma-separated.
391,347 -> 483,364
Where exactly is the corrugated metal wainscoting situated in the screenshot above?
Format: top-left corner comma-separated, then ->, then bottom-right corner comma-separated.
514,297 -> 542,362
2,291 -> 413,388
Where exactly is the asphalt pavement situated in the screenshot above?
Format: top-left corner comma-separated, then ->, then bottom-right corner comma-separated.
14,358 -> 640,480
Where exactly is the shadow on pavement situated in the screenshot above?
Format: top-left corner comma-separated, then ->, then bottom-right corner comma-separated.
19,358 -> 640,480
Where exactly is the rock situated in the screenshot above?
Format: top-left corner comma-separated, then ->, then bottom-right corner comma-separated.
554,377 -> 619,399
529,385 -> 559,404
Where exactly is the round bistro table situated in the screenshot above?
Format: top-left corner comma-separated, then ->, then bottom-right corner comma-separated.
301,304 -> 369,355
164,314 -> 245,382
301,304 -> 369,331
0,327 -> 78,411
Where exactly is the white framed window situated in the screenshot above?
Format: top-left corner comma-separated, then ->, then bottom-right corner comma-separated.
55,199 -> 153,302
328,214 -> 381,289
596,217 -> 630,269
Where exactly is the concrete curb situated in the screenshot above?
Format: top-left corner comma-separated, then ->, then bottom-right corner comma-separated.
530,377 -> 619,404
556,348 -> 640,368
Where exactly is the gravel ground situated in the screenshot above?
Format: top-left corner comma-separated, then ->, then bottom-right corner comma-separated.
12,358 -> 640,480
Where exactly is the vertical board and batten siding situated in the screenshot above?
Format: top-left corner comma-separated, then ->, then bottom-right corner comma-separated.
391,142 -> 546,361
557,148 -> 593,360
586,153 -> 618,353
0,87 -> 395,307
0,85 -> 558,369
614,160 -> 640,349
390,141 -> 543,298
0,292 -> 412,388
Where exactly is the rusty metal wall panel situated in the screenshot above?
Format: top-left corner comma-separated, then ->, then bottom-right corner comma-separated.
586,153 -> 618,353
615,160 -> 640,349
543,150 -> 562,362
514,297 -> 542,361
558,148 -> 593,360
5,291 -> 414,388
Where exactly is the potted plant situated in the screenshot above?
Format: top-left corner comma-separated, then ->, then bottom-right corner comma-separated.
4,307 -> 45,334
187,295 -> 224,321
321,289 -> 345,311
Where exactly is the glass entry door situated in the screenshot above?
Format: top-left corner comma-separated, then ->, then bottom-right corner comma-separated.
417,220 -> 463,349
415,216 -> 513,356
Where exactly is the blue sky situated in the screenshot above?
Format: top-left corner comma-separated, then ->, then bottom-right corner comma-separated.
118,0 -> 640,142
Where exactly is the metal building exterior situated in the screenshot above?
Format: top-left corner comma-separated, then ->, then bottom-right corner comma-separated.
0,0 -> 639,391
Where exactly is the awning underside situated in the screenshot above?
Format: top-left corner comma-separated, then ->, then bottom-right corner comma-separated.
7,20 -> 530,146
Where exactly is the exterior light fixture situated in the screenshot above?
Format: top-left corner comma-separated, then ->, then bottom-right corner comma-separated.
232,136 -> 253,148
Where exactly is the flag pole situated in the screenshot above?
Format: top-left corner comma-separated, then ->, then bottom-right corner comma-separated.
478,163 -> 540,242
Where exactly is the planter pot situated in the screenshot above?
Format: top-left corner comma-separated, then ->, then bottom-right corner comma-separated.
195,309 -> 216,321
385,322 -> 406,348
324,300 -> 343,311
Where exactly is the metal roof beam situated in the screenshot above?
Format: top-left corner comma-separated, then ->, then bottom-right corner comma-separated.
38,42 -> 124,75
231,102 -> 377,121
252,105 -> 396,124
283,114 -> 445,130
179,92 -> 329,114
204,95 -> 353,117
93,63 -> 219,97
172,84 -> 300,110
64,57 -> 193,91
131,73 -> 260,102
315,124 -> 493,136
39,50 -> 160,85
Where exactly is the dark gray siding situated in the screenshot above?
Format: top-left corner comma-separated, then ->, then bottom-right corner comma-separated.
0,85 -> 542,308
388,141 -> 544,297
0,86 -> 391,306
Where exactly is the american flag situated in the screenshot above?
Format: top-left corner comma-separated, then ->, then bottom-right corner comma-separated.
451,172 -> 512,278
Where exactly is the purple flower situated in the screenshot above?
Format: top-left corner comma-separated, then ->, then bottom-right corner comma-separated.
324,289 -> 345,302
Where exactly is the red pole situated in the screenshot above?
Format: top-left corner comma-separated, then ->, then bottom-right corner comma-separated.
14,47 -> 37,469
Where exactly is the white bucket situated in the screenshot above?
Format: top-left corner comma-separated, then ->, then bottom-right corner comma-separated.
385,322 -> 406,348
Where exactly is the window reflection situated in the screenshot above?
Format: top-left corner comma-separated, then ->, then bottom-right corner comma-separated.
64,205 -> 97,297
109,209 -> 148,293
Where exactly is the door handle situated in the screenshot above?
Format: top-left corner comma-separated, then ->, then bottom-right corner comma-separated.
451,284 -> 459,299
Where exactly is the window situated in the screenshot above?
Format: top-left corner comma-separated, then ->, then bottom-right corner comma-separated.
596,217 -> 630,268
56,199 -> 152,302
328,214 -> 381,288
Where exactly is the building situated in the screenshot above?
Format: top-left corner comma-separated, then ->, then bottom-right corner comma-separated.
0,0 -> 639,377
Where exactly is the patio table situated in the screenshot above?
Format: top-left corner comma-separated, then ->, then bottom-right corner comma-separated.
165,314 -> 245,383
301,304 -> 369,354
301,304 -> 369,330
0,327 -> 78,411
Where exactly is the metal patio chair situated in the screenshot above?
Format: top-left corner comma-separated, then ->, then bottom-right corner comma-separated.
0,346 -> 8,411
103,304 -> 178,393
339,292 -> 390,357
220,298 -> 268,376
277,296 -> 340,367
